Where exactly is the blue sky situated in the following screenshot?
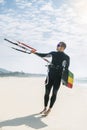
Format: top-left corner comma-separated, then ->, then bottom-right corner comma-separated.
0,0 -> 87,78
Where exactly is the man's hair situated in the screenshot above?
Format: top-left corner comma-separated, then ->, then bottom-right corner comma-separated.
59,42 -> 66,49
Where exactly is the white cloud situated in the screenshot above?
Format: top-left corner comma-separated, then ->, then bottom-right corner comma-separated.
69,0 -> 87,24
16,0 -> 32,8
40,2 -> 54,11
0,0 -> 4,3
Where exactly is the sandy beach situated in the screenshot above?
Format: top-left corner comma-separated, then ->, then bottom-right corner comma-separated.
0,77 -> 87,130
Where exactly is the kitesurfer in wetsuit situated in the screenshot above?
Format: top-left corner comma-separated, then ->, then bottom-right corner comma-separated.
31,42 -> 70,116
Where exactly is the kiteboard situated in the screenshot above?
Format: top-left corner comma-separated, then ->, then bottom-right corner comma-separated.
61,69 -> 74,88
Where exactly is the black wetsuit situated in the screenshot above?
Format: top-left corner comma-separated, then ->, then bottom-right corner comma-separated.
36,51 -> 70,108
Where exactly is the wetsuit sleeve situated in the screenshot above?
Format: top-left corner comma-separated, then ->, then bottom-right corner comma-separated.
35,52 -> 52,57
66,56 -> 70,69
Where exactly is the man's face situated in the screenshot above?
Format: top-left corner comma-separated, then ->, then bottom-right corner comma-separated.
56,44 -> 64,51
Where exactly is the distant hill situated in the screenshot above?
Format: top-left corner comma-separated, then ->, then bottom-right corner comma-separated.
0,68 -> 11,73
0,68 -> 45,77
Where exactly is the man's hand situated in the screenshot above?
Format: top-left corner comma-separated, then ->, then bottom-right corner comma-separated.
31,49 -> 36,53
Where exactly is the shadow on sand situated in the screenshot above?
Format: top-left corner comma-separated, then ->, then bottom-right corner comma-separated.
0,113 -> 47,129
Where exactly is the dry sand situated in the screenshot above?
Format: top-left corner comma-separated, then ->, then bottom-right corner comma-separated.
0,77 -> 87,130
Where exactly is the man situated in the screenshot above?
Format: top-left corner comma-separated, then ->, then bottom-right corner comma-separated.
31,42 -> 70,116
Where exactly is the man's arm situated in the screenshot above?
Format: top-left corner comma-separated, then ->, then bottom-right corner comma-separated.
35,52 -> 52,57
66,56 -> 70,69
31,49 -> 52,57
62,56 -> 70,70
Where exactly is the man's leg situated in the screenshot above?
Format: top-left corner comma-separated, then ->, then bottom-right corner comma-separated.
44,77 -> 61,116
40,76 -> 53,114
43,88 -> 58,116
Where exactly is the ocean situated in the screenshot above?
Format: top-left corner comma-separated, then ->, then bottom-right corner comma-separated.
74,78 -> 87,88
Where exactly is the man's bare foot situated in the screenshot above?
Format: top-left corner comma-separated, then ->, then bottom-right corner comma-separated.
42,108 -> 51,116
39,108 -> 47,114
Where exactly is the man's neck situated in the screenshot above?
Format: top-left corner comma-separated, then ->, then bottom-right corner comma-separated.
57,50 -> 64,52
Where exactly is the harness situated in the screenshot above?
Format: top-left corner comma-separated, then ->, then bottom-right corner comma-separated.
48,64 -> 62,70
